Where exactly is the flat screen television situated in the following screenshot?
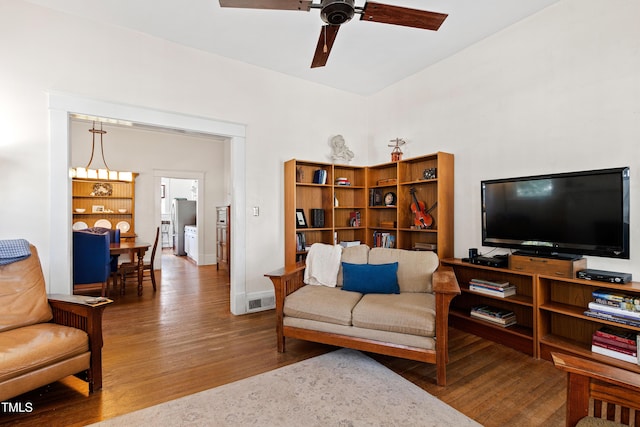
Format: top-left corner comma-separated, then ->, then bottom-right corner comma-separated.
481,167 -> 630,259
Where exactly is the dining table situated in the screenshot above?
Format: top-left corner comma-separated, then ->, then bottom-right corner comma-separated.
110,241 -> 151,296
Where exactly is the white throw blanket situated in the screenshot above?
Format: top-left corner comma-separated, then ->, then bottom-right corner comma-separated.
304,243 -> 343,287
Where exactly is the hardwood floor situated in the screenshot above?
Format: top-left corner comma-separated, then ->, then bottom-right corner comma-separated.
1,251 -> 566,426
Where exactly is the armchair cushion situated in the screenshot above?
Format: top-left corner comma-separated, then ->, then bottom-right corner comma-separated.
0,245 -> 52,333
352,293 -> 436,337
341,262 -> 399,294
284,285 -> 363,326
0,323 -> 88,383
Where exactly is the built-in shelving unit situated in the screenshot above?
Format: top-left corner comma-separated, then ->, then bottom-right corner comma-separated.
443,257 -> 640,374
72,175 -> 137,240
284,153 -> 454,269
441,259 -> 536,356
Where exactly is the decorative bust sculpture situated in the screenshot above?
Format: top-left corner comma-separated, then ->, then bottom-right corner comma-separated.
330,135 -> 354,163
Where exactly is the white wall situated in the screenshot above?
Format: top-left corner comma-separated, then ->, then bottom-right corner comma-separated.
2,0 -> 639,304
369,0 -> 640,276
0,0 -> 369,304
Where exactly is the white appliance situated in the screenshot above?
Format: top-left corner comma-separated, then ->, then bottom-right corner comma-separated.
171,199 -> 196,256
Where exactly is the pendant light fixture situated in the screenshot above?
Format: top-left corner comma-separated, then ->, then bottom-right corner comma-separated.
70,121 -> 133,182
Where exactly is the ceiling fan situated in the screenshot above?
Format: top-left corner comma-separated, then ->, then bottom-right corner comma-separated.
218,0 -> 448,68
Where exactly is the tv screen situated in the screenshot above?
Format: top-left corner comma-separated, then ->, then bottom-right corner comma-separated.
481,167 -> 630,259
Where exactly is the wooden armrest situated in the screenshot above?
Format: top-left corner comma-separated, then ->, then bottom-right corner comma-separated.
47,293 -> 111,341
265,262 -> 307,298
553,352 -> 640,426
47,293 -> 111,393
48,293 -> 113,308
433,266 -> 461,295
552,352 -> 640,391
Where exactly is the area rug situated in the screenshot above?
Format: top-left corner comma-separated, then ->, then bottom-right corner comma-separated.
92,349 -> 482,426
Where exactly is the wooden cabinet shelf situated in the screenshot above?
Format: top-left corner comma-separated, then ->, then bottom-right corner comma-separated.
443,257 -> 640,375
72,175 -> 137,240
442,258 -> 536,356
284,153 -> 453,268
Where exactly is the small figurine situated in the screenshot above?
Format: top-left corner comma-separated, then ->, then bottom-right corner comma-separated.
330,135 -> 354,163
388,138 -> 405,162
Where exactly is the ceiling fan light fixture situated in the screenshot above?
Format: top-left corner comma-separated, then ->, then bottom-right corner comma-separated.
320,0 -> 355,25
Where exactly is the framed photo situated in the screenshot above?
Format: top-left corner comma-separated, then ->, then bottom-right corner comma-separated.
92,205 -> 105,213
296,209 -> 308,228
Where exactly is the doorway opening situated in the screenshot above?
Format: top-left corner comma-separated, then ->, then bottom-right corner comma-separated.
49,93 -> 248,314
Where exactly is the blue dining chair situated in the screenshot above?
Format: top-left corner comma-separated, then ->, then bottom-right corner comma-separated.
72,229 -> 111,296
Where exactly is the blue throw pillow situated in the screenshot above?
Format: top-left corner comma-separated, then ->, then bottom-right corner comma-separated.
341,262 -> 399,294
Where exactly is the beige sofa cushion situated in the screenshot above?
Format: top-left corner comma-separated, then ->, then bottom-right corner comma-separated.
0,323 -> 89,382
0,245 -> 53,333
368,247 -> 439,293
284,285 -> 363,326
336,244 -> 370,287
352,293 -> 436,337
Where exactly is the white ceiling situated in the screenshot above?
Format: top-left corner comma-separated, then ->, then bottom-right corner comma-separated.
26,0 -> 561,95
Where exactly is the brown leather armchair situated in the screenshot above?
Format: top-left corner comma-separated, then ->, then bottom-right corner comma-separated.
0,244 -> 110,401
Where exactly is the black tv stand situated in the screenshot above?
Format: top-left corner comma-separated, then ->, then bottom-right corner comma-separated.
512,250 -> 583,261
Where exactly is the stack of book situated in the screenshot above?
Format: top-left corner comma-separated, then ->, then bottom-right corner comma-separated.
468,278 -> 516,298
584,289 -> 640,328
470,305 -> 517,327
372,231 -> 395,248
591,326 -> 639,364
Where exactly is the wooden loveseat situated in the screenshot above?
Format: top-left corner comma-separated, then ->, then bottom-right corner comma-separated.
0,244 -> 109,401
266,244 -> 460,386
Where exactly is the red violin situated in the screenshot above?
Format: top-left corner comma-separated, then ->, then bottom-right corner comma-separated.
409,187 -> 437,229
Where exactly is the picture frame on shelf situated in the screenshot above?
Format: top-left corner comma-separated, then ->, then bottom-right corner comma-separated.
296,209 -> 308,228
92,205 -> 105,213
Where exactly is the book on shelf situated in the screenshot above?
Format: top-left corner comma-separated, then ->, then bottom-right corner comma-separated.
339,240 -> 361,248
372,231 -> 395,248
592,289 -> 640,312
295,232 -> 306,252
313,169 -> 327,184
584,310 -> 640,328
469,283 -> 516,298
469,278 -> 511,288
588,302 -> 640,320
591,343 -> 638,364
592,334 -> 638,353
470,305 -> 517,326
594,326 -> 638,347
369,189 -> 383,206
349,211 -> 361,227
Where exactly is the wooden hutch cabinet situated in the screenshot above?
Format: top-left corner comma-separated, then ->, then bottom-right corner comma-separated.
71,175 -> 137,240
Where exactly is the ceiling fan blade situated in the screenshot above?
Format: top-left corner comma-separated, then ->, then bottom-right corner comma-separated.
219,0 -> 311,11
311,25 -> 340,68
360,2 -> 447,30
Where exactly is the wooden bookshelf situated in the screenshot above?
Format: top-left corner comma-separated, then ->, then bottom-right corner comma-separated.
443,257 -> 640,374
284,153 -> 454,268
